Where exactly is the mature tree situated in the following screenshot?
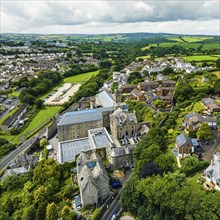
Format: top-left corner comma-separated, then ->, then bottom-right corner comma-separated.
22,205 -> 35,220
36,201 -> 48,220
33,159 -> 61,185
216,59 -> 220,69
61,206 -> 70,220
214,79 -> 220,95
140,162 -> 162,178
197,123 -> 212,140
46,202 -> 58,220
35,99 -> 43,109
34,186 -> 48,205
40,138 -> 48,148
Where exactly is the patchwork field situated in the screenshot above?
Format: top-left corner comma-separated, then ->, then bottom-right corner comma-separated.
182,36 -> 213,42
182,55 -> 220,61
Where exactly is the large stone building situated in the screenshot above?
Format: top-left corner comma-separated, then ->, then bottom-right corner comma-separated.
110,108 -> 138,140
57,91 -> 115,141
77,151 -> 110,207
57,109 -> 103,141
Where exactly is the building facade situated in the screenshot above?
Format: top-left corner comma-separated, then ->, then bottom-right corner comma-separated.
77,152 -> 110,207
110,108 -> 138,140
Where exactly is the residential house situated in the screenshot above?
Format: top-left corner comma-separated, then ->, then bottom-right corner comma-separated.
77,151 -> 110,207
130,89 -> 146,102
183,112 -> 205,131
183,112 -> 217,131
161,80 -> 176,87
121,85 -> 137,93
137,81 -> 159,91
205,152 -> 220,191
176,133 -> 193,157
202,98 -> 220,113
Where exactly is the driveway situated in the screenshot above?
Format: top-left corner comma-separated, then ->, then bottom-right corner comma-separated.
202,131 -> 220,161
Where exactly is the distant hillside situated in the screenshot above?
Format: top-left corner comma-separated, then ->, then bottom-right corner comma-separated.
1,32 -> 218,43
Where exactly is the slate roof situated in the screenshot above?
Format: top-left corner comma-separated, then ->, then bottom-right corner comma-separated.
131,89 -> 144,97
57,109 -> 102,126
96,90 -> 115,107
111,108 -> 137,126
205,152 -> 220,183
176,133 -> 192,148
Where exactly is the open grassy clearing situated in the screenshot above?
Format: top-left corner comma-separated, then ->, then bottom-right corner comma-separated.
167,37 -> 184,42
63,70 -> 99,84
158,42 -> 202,49
4,106 -> 62,143
182,55 -> 220,62
182,36 -> 213,43
141,44 -> 157,51
213,71 -> 220,78
202,43 -> 220,50
192,101 -> 205,112
136,55 -> 151,60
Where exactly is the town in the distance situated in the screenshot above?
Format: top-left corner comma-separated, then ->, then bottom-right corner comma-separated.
0,33 -> 220,220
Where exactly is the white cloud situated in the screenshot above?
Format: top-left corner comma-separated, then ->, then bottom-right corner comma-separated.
1,0 -> 220,35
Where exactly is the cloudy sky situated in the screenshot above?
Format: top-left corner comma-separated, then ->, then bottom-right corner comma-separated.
1,0 -> 220,35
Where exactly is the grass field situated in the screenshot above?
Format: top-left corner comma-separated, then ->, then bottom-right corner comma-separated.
39,70 -> 99,100
202,43 -> 220,50
182,55 -> 220,62
136,55 -> 151,60
213,71 -> 220,78
182,36 -> 213,43
63,70 -> 99,84
0,106 -> 19,125
141,44 -> 157,51
167,37 -> 184,42
4,106 -> 62,143
158,42 -> 203,49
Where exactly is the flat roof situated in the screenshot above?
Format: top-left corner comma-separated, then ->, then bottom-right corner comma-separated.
89,128 -> 113,148
59,127 -> 113,163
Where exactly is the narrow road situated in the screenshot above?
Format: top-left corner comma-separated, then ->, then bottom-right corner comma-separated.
0,127 -> 47,171
100,170 -> 132,220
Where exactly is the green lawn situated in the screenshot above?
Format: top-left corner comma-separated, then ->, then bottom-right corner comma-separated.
1,106 -> 62,144
19,106 -> 62,136
8,91 -> 20,98
192,101 -> 205,112
0,106 -> 19,125
136,55 -> 151,60
212,71 -> 220,78
63,70 -> 99,83
182,55 -> 220,62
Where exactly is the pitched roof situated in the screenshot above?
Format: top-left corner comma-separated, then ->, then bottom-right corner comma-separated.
57,109 -> 102,126
176,133 -> 192,148
96,90 -> 116,108
131,89 -> 143,97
